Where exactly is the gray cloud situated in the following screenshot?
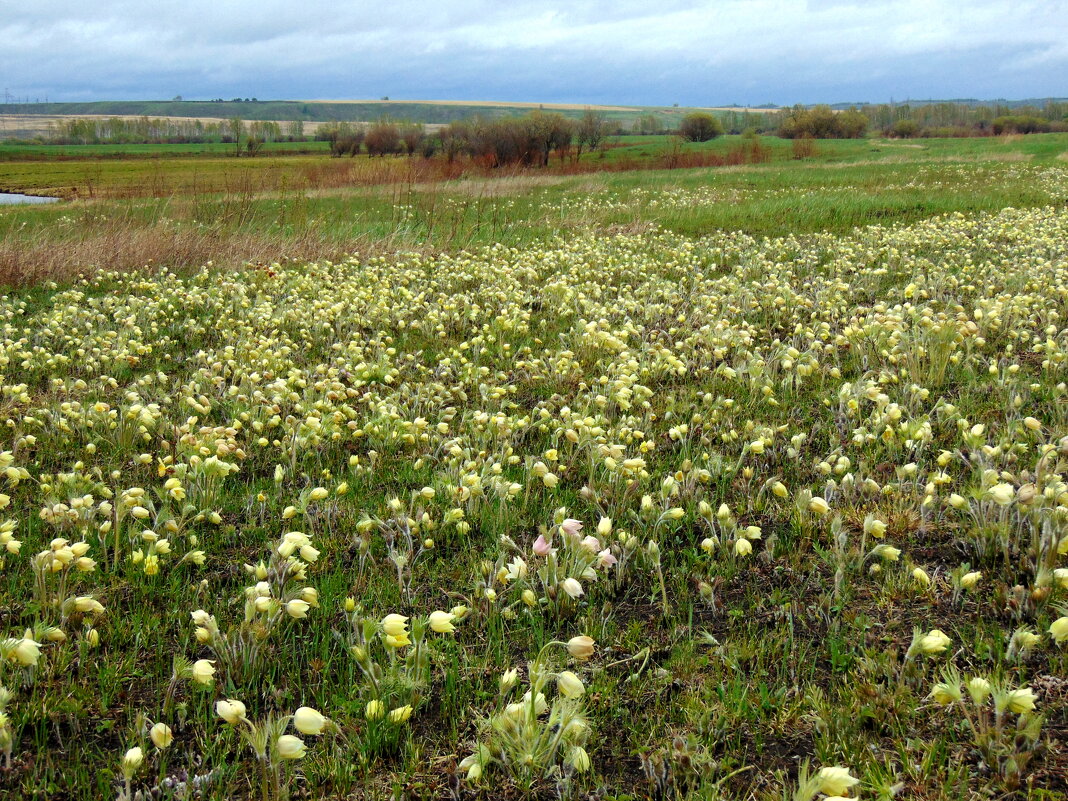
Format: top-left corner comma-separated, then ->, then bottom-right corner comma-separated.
1,1 -> 1065,104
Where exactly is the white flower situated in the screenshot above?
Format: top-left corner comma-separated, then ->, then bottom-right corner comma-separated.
216,699 -> 247,724
561,577 -> 584,598
286,599 -> 310,619
429,610 -> 456,633
808,497 -> 830,515
190,659 -> 216,685
293,706 -> 328,735
817,766 -> 859,796
149,722 -> 173,749
986,482 -> 1015,505
276,734 -> 306,759
122,747 -> 144,777
557,670 -> 585,698
505,556 -> 528,581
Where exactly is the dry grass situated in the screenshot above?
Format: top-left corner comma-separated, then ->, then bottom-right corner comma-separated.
0,214 -> 360,286
443,173 -> 581,197
976,151 -> 1032,161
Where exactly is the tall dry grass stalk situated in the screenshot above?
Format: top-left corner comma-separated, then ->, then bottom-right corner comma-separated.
0,220 -> 355,286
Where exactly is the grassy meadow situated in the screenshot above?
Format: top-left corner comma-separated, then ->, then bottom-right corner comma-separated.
0,132 -> 1066,800
1,132 -> 1067,285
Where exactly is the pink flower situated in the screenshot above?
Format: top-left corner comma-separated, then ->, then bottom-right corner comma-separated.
597,549 -> 618,569
560,519 -> 584,537
532,534 -> 553,556
580,535 -> 601,553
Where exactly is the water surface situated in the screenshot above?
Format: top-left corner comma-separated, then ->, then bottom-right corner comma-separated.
0,192 -> 59,205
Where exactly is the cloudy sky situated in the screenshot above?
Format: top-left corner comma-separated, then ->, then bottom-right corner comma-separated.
2,1 -> 1065,106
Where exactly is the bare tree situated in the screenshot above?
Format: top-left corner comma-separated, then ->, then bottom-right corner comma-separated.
365,121 -> 402,156
228,117 -> 243,156
576,109 -> 608,159
398,123 -> 425,156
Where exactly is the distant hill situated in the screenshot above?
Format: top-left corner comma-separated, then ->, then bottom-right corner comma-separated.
828,97 -> 1068,110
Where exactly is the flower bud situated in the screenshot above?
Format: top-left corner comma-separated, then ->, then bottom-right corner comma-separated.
190,659 -> 215,685
967,677 -> 991,704
293,706 -> 328,735
561,577 -> 583,598
388,705 -> 413,723
566,635 -> 595,661
276,734 -> 306,760
817,766 -> 859,797
286,599 -> 310,619
499,668 -> 518,692
429,610 -> 456,634
930,681 -> 961,705
149,722 -> 173,749
557,670 -> 585,698
365,700 -> 384,720
122,747 -> 144,778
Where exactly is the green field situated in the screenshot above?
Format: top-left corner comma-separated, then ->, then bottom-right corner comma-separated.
0,131 -> 1066,800
0,141 -> 332,159
3,132 -> 1066,198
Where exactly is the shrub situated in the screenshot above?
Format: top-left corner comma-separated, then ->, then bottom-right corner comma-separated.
992,115 -> 1050,135
678,112 -> 724,142
330,135 -> 364,157
398,124 -> 425,156
779,105 -> 868,139
456,113 -> 573,167
365,122 -> 402,157
890,119 -> 920,138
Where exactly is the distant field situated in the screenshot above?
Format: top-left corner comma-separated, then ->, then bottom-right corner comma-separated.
311,99 -> 637,111
0,99 -> 771,136
0,113 -> 342,140
2,133 -> 1066,199
1,131 -> 1067,287
0,140 -> 332,160
308,98 -> 766,114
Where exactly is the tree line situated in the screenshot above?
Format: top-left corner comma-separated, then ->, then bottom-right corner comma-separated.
322,111 -> 732,164
43,116 -> 307,147
809,101 -> 1068,138
320,110 -> 620,165
30,101 -> 1068,158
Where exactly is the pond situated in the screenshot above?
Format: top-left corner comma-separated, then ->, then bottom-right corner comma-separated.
0,192 -> 60,205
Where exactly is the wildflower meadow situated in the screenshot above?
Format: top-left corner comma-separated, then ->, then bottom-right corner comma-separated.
1,181 -> 1067,799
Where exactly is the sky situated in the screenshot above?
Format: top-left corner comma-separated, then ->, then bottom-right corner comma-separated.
1,1 -> 1066,106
